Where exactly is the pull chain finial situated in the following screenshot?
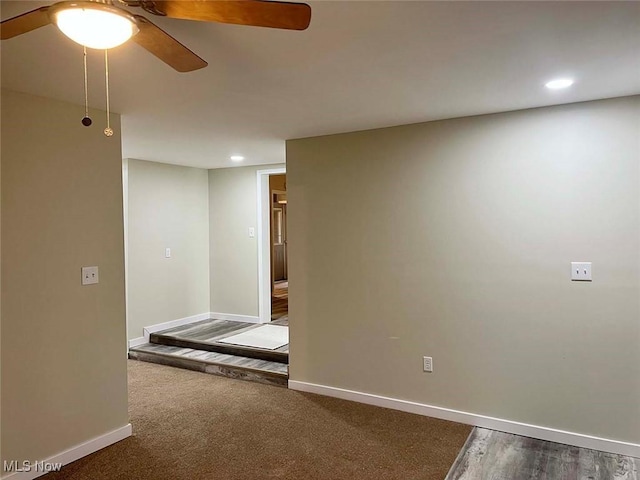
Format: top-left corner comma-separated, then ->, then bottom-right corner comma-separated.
104,49 -> 114,137
81,46 -> 92,126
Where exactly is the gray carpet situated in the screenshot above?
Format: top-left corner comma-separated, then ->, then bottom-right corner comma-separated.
45,360 -> 471,480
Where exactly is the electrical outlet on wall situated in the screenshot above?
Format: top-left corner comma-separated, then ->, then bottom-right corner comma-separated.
571,262 -> 592,281
423,356 -> 433,373
81,266 -> 99,285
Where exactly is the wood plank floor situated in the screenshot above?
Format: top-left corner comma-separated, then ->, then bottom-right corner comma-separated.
272,280 -> 288,323
131,290 -> 289,385
445,427 -> 640,480
131,318 -> 290,384
131,343 -> 288,375
152,318 -> 289,354
129,343 -> 288,387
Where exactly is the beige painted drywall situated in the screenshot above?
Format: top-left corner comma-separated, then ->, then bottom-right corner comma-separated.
126,159 -> 210,339
209,165 -> 284,316
287,96 -> 640,444
0,92 -> 3,462
1,89 -> 128,463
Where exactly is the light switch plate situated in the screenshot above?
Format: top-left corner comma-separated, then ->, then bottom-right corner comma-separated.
165,248 -> 171,258
248,227 -> 255,238
571,262 -> 592,281
81,266 -> 99,285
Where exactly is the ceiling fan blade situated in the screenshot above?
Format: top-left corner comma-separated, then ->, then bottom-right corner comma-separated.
132,15 -> 208,72
1,6 -> 51,40
154,0 -> 311,31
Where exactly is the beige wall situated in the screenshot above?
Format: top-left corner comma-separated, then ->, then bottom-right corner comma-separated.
1,89 -> 129,463
209,165 -> 284,316
286,96 -> 640,444
126,159 -> 210,339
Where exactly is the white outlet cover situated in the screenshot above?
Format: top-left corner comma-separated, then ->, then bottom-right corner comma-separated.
571,262 -> 592,281
81,266 -> 99,285
423,356 -> 433,373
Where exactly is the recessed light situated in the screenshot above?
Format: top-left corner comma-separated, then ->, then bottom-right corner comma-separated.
230,155 -> 245,162
545,78 -> 574,90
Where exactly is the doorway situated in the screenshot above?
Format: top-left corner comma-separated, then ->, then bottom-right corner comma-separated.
256,166 -> 286,324
270,174 -> 288,324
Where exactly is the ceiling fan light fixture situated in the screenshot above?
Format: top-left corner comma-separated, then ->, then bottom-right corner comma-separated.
545,78 -> 574,90
51,2 -> 139,50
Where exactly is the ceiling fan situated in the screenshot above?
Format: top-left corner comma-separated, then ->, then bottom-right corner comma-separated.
0,0 -> 312,72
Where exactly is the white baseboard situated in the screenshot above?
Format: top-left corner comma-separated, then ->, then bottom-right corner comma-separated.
128,336 -> 147,348
288,381 -> 640,459
1,424 -> 132,480
141,312 -> 210,340
209,312 -> 261,324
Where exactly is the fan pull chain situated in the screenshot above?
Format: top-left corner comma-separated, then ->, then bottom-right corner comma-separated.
104,49 -> 114,137
81,46 -> 92,127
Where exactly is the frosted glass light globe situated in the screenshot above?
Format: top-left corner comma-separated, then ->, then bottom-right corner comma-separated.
53,4 -> 138,50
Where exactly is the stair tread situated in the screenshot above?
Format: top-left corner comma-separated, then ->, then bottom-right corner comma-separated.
130,343 -> 288,377
152,318 -> 289,354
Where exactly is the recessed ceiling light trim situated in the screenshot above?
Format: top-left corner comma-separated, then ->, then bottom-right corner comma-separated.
230,155 -> 245,162
545,78 -> 574,90
50,1 -> 139,50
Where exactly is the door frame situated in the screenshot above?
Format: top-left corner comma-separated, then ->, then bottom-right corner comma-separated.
256,166 -> 286,324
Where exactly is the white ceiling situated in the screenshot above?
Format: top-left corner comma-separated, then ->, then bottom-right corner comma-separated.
1,1 -> 639,169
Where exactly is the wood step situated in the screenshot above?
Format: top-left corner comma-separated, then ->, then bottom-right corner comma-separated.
150,318 -> 289,364
129,343 -> 288,387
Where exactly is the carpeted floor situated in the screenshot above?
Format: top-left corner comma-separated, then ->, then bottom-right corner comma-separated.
45,361 -> 471,480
